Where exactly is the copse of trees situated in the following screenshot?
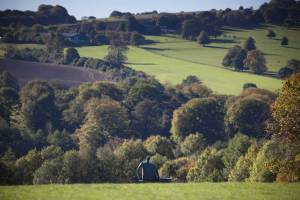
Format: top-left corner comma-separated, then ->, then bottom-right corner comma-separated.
278,59 -> 300,79
259,0 -> 300,26
0,5 -> 76,27
0,71 -> 299,184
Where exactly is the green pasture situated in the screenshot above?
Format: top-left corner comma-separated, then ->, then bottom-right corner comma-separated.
2,25 -> 299,94
77,43 -> 282,95
1,183 -> 300,200
144,25 -> 300,72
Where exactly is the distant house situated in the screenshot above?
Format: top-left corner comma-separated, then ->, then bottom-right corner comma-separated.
61,33 -> 90,46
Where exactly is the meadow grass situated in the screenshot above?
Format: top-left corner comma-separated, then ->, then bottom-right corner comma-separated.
77,44 -> 282,95
143,25 -> 300,72
0,183 -> 299,200
3,25 -> 298,94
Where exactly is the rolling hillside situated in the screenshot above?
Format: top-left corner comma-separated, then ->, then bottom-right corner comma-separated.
77,25 -> 294,94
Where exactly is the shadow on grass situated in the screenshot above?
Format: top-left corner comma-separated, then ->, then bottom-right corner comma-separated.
263,52 -> 280,56
284,46 -> 300,50
205,46 -> 230,49
141,47 -> 171,51
211,38 -> 237,44
126,62 -> 156,66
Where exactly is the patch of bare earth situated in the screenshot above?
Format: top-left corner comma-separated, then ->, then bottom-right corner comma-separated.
0,59 -> 111,87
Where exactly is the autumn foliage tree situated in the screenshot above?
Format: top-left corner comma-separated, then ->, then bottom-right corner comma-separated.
244,50 -> 267,74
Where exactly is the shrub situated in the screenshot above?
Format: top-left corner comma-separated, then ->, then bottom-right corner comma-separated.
243,83 -> 257,90
144,136 -> 174,158
160,157 -> 194,182
222,133 -> 252,178
187,148 -> 225,182
63,47 -> 80,64
180,133 -> 206,156
228,142 -> 260,182
150,153 -> 168,169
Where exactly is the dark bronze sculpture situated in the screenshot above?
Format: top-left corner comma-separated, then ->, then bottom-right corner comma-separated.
132,156 -> 172,183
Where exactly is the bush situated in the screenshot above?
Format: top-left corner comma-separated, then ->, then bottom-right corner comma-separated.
33,157 -> 63,184
228,142 -> 260,182
180,133 -> 206,156
63,47 -> 80,64
114,139 -> 147,180
150,153 -> 168,169
159,157 -> 194,182
96,146 -> 118,182
144,136 -> 174,158
243,83 -> 257,90
187,148 -> 225,182
222,133 -> 252,178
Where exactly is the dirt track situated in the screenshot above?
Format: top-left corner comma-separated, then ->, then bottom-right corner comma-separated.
0,59 -> 111,87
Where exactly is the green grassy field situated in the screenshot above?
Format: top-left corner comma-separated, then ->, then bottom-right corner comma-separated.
2,25 -> 299,94
1,183 -> 300,200
143,25 -> 300,72
77,38 -> 284,95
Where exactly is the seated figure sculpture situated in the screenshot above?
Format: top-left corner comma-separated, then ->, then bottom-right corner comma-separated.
136,156 -> 160,182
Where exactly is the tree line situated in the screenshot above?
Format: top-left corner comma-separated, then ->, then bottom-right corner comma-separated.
0,5 -> 76,27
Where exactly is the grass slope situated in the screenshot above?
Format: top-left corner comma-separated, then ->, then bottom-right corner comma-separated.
1,183 -> 300,200
77,43 -> 282,95
144,25 -> 300,72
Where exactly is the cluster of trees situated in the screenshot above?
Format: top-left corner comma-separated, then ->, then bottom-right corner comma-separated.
259,0 -> 300,26
0,5 -> 76,27
1,69 -> 299,184
266,29 -> 289,46
278,59 -> 300,79
2,26 -> 146,47
222,37 -> 268,74
4,42 -> 141,82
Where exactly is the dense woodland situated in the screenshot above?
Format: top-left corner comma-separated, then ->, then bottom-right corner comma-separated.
0,63 -> 300,184
0,0 -> 300,185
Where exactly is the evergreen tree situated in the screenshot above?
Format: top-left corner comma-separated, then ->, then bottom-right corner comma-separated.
244,37 -> 256,51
